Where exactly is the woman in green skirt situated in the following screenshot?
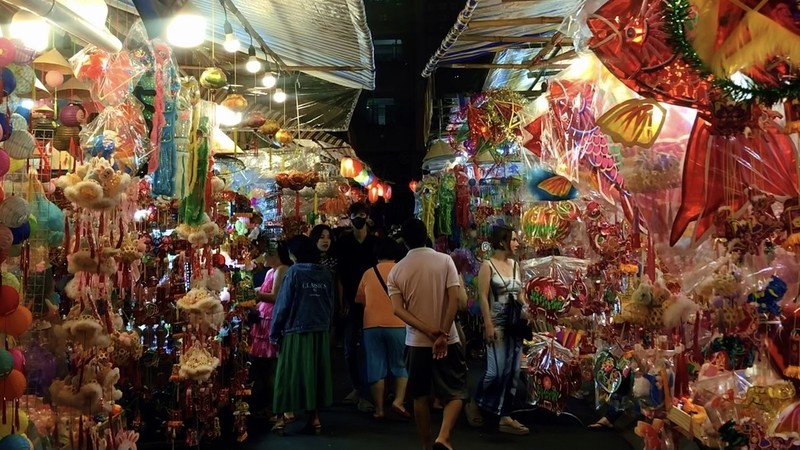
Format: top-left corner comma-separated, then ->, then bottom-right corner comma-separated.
270,234 -> 335,435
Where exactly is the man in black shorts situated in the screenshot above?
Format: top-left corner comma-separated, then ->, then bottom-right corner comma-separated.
387,219 -> 466,450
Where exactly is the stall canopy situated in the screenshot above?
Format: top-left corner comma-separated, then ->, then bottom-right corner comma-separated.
103,0 -> 374,131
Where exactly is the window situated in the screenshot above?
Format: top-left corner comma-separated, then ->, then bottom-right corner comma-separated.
374,39 -> 403,61
365,98 -> 396,126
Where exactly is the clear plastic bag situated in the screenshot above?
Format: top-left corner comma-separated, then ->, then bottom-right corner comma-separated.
79,98 -> 148,174
527,337 -> 580,414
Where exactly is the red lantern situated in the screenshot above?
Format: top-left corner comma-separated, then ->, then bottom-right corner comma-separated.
368,186 -> 379,204
409,180 -> 419,192
339,157 -> 363,178
383,185 -> 393,201
376,182 -> 385,197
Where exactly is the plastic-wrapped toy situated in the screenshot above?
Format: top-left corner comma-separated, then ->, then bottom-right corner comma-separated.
79,98 -> 148,174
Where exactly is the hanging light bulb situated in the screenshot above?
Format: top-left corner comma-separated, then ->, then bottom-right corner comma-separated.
10,11 -> 50,52
167,5 -> 206,48
273,88 -> 287,103
245,44 -> 261,73
216,105 -> 242,127
223,20 -> 239,53
261,72 -> 278,89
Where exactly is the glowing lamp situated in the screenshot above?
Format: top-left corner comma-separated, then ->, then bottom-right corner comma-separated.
262,72 -> 277,89
223,21 -> 239,53
409,180 -> 419,192
353,169 -> 369,185
10,11 -> 50,52
245,45 -> 261,73
273,88 -> 286,103
340,157 -> 363,178
167,5 -> 206,48
596,98 -> 666,149
383,185 -> 392,201
368,186 -> 379,204
216,105 -> 241,127
376,182 -> 385,197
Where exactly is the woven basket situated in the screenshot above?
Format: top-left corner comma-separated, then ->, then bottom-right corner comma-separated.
52,126 -> 80,152
3,129 -> 35,159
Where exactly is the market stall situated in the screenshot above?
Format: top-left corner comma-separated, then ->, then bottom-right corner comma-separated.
423,0 -> 800,448
0,0 -> 375,448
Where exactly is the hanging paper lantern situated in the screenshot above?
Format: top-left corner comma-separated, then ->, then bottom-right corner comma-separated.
8,349 -> 23,372
258,119 -> 280,135
243,111 -> 266,129
0,69 -> 15,97
0,274 -> 18,292
275,129 -> 293,145
0,116 -> 9,143
596,98 -> 666,149
353,169 -> 369,185
0,40 -> 14,68
0,350 -> 12,377
3,130 -> 35,159
9,222 -> 29,245
10,41 -> 35,65
52,125 -> 80,151
199,67 -> 228,90
0,226 -> 11,251
0,286 -> 19,316
59,103 -> 85,127
368,186 -> 379,204
221,93 -> 248,112
0,197 -> 29,228
383,185 -> 393,201
360,172 -> 374,187
409,180 -> 419,192
0,306 -> 31,337
0,150 -> 11,177
0,433 -> 29,450
339,157 -> 363,178
0,369 -> 26,400
44,70 -> 63,88
376,182 -> 385,197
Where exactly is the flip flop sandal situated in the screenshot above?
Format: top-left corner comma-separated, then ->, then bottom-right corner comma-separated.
391,405 -> 411,419
587,423 -> 614,432
499,422 -> 530,435
271,422 -> 286,436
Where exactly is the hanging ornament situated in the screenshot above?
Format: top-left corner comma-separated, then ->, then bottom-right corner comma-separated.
199,67 -> 228,90
275,129 -> 293,145
383,185 -> 392,201
340,157 -> 363,178
44,70 -> 64,89
258,119 -> 280,135
0,39 -> 15,68
221,93 -> 248,113
59,103 -> 85,127
243,111 -> 266,129
1,68 -> 16,97
409,180 -> 419,192
368,186 -> 379,204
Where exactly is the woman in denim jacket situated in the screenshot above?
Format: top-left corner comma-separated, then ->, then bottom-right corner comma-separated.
270,234 -> 335,435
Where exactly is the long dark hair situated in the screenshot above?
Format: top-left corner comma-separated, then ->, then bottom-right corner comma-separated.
309,224 -> 334,253
269,240 -> 293,266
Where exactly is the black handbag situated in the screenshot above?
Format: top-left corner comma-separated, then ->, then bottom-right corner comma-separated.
489,260 -> 532,341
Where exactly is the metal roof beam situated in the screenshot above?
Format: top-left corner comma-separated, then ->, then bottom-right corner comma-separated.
466,17 -> 563,28
459,35 -> 574,46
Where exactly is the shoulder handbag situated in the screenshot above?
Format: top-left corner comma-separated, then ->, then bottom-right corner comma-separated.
488,260 -> 532,341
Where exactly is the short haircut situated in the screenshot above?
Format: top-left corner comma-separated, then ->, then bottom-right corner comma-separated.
373,237 -> 399,261
401,218 -> 428,249
287,234 -> 319,263
348,202 -> 368,217
490,225 -> 514,250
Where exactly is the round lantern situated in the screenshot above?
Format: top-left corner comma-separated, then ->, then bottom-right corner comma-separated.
275,129 -> 293,145
0,369 -> 26,400
1,274 -> 19,292
409,180 -> 419,192
0,115 -> 10,142
199,67 -> 228,90
258,119 -> 280,135
52,125 -> 81,151
44,70 -> 63,88
0,286 -> 20,316
383,184 -> 393,201
243,111 -> 266,129
0,226 -> 11,251
0,433 -> 29,450
221,93 -> 248,112
0,39 -> 14,68
0,68 -> 15,97
0,306 -> 31,337
8,349 -> 23,372
8,114 -> 25,132
9,222 -> 29,245
3,130 -> 35,159
11,41 -> 36,65
0,350 -> 12,377
59,103 -> 85,127
0,197 -> 29,228
0,150 -> 11,178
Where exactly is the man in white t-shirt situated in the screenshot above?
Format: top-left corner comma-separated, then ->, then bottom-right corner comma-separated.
387,218 -> 465,450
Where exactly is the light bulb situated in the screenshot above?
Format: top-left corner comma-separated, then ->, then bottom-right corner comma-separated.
273,88 -> 286,103
216,105 -> 242,127
10,11 -> 50,52
245,45 -> 261,73
167,6 -> 206,48
223,21 -> 239,53
261,72 -> 277,89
